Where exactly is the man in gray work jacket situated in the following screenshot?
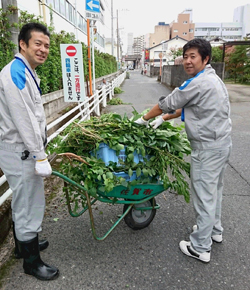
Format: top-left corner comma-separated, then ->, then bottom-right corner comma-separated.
135,38 -> 232,263
0,23 -> 59,280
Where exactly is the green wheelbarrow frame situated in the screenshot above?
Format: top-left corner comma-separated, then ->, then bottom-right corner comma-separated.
52,170 -> 165,241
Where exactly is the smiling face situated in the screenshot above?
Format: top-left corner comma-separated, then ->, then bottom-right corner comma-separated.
183,48 -> 209,77
19,31 -> 50,69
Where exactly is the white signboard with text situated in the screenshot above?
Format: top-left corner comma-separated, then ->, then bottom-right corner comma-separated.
60,44 -> 85,102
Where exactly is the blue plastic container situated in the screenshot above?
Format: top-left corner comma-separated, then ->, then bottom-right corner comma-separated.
94,143 -> 144,166
113,171 -> 138,181
92,143 -> 150,182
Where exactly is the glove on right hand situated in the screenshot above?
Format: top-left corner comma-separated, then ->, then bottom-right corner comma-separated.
35,158 -> 52,177
150,116 -> 164,129
134,116 -> 149,128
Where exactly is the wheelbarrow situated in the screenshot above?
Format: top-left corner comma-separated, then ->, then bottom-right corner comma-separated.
52,170 -> 165,241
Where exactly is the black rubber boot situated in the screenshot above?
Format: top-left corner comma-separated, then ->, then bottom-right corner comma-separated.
17,236 -> 59,280
13,222 -> 49,259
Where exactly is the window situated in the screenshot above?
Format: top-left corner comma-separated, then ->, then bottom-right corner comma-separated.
65,1 -> 69,19
59,0 -> 66,16
67,2 -> 75,23
54,0 -> 59,12
183,32 -> 187,35
46,0 -> 54,7
174,29 -> 178,32
183,21 -> 188,24
208,28 -> 219,31
189,29 -> 193,33
77,13 -> 85,31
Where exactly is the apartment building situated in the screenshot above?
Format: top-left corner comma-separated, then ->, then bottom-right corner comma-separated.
127,33 -> 134,55
233,4 -> 250,38
195,22 -> 243,41
148,22 -> 170,48
195,4 -> 250,40
170,9 -> 195,41
133,35 -> 145,55
1,0 -> 111,53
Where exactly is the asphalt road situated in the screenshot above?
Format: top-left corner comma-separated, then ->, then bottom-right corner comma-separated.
2,70 -> 250,290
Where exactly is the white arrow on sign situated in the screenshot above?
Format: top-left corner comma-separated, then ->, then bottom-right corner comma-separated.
87,0 -> 99,10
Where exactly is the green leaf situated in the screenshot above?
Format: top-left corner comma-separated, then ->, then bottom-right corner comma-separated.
142,168 -> 149,177
127,153 -> 134,162
128,168 -> 133,177
136,167 -> 142,177
106,172 -> 114,179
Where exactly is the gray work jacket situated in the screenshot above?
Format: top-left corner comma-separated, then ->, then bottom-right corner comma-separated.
159,65 -> 232,149
0,53 -> 47,160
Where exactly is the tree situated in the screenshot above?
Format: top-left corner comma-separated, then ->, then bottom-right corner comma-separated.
211,46 -> 223,62
225,42 -> 250,84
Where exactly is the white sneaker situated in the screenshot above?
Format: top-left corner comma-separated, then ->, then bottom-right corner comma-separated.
192,225 -> 223,243
179,240 -> 210,263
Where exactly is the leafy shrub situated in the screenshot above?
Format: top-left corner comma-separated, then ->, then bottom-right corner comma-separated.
0,8 -> 118,94
114,87 -> 123,94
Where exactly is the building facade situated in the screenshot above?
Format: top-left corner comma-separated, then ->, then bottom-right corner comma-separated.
1,0 -> 111,53
127,33 -> 134,55
147,36 -> 187,67
149,22 -> 170,48
233,4 -> 250,38
194,22 -> 243,41
170,9 -> 195,41
195,4 -> 250,41
133,35 -> 145,55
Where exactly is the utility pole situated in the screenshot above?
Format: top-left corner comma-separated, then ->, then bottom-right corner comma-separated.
117,9 -> 119,66
111,0 -> 114,56
1,0 -> 18,54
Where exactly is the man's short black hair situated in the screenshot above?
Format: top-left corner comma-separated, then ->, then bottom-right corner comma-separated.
18,22 -> 50,52
183,39 -> 212,64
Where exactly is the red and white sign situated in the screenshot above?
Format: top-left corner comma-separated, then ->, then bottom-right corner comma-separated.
60,44 -> 85,102
66,45 -> 77,57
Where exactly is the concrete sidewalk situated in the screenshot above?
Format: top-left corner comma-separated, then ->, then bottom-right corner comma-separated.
226,83 -> 250,103
1,70 -> 250,290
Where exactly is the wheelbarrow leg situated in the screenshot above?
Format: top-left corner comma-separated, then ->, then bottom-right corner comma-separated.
85,192 -> 133,241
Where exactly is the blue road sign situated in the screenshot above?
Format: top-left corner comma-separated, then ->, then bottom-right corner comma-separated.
86,0 -> 100,13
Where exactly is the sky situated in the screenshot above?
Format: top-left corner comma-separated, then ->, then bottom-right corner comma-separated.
112,0 -> 249,38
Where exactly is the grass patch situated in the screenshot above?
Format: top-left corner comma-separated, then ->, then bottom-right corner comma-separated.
107,97 -> 132,105
0,236 -> 17,290
114,87 -> 123,94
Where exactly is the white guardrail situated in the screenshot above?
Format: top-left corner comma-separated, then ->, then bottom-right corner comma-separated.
0,71 -> 126,206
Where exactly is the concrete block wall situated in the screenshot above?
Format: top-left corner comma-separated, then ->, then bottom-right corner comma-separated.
151,63 -> 225,88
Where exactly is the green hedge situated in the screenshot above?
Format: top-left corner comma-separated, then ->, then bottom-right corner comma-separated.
0,8 -> 117,94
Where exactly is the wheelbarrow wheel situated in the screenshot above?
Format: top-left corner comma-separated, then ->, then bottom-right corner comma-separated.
123,198 -> 156,230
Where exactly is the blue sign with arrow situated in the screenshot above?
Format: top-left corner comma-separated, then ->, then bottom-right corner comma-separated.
86,0 -> 100,13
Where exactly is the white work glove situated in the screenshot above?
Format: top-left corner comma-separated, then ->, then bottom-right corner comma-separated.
35,158 -> 52,177
150,116 -> 165,129
134,116 -> 149,128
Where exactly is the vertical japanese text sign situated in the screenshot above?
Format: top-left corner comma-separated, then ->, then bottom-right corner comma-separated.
60,44 -> 86,102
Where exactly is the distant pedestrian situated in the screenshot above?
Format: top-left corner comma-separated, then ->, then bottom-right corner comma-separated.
135,38 -> 232,263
